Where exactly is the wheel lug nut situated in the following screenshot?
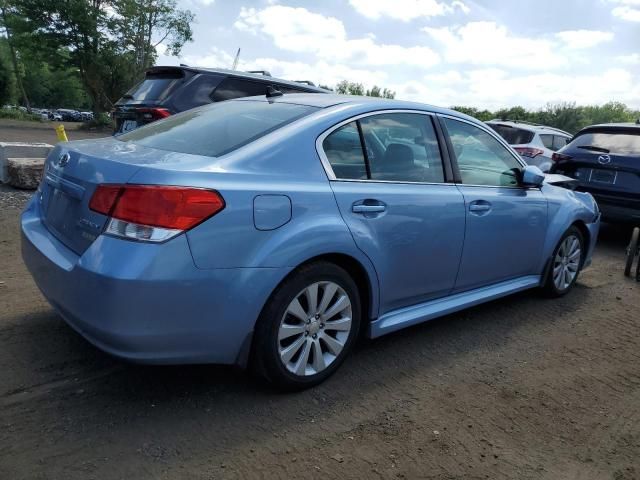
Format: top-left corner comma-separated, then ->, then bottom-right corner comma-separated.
315,314 -> 320,319
312,334 -> 317,339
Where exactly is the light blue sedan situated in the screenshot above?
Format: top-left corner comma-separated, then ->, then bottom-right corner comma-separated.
21,94 -> 600,390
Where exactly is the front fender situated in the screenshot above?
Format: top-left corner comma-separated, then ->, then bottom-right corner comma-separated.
539,184 -> 600,274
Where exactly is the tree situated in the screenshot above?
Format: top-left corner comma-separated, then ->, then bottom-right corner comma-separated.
111,0 -> 194,77
14,0 -> 194,112
335,80 -> 395,99
0,0 -> 29,108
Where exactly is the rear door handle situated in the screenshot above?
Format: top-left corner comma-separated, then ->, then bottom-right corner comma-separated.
352,204 -> 386,213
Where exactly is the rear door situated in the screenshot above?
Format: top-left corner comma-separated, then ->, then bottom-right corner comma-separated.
440,116 -> 548,292
321,111 -> 466,315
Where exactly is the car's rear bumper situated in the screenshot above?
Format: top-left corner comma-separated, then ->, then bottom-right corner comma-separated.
592,195 -> 640,223
21,197 -> 290,365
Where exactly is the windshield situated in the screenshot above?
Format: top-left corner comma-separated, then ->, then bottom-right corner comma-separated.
488,124 -> 534,145
570,130 -> 640,155
117,100 -> 319,157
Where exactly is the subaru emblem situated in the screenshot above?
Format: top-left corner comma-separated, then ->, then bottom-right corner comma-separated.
57,153 -> 70,167
597,155 -> 611,165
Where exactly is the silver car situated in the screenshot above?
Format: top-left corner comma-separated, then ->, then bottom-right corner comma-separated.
487,120 -> 571,172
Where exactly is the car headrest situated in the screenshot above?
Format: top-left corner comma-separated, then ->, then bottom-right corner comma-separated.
383,143 -> 415,170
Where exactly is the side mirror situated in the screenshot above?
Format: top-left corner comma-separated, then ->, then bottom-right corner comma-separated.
521,165 -> 545,187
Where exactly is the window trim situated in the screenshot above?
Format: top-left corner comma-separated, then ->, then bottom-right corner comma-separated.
436,113 -> 534,190
316,109 -> 455,185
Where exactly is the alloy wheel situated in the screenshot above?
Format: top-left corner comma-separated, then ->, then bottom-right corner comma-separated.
278,281 -> 353,376
553,234 -> 581,291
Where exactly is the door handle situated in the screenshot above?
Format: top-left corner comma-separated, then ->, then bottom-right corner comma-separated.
469,201 -> 492,213
352,204 -> 386,214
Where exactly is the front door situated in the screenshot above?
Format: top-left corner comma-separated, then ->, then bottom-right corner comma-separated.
320,112 -> 466,315
440,116 -> 548,292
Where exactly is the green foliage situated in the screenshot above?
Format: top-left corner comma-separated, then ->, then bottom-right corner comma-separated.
0,107 -> 42,121
12,0 -> 194,112
335,80 -> 395,99
0,54 -> 12,106
452,102 -> 640,134
79,112 -> 113,130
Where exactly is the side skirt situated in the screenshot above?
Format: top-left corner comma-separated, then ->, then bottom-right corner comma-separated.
368,275 -> 541,338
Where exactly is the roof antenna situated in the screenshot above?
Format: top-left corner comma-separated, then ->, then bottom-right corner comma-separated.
231,48 -> 240,70
266,85 -> 283,98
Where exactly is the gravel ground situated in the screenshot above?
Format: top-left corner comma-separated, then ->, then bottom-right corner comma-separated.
0,120 -> 107,144
0,186 -> 639,480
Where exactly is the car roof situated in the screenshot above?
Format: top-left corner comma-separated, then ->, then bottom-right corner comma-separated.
486,120 -> 571,137
581,122 -> 640,130
147,66 -> 329,93
234,93 -> 479,120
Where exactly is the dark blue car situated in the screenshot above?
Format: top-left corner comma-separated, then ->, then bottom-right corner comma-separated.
551,122 -> 640,223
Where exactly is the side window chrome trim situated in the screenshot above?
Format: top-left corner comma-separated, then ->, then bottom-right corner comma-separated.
316,109 -> 437,182
436,113 -> 528,170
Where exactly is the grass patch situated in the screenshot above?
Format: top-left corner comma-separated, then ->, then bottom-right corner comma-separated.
0,108 -> 44,122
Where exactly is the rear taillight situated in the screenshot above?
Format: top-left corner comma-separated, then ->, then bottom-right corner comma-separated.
552,152 -> 572,162
514,147 -> 544,158
90,185 -> 225,242
137,107 -> 171,121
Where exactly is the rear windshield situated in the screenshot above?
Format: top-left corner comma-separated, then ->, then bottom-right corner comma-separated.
122,75 -> 182,101
488,124 -> 534,145
117,100 -> 319,157
570,130 -> 640,155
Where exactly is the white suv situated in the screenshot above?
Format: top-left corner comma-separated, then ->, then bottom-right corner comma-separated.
486,120 -> 572,172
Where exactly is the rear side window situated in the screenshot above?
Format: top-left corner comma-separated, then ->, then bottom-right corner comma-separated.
553,135 -> 568,150
360,113 -> 444,183
569,130 -> 640,155
118,100 -> 318,157
172,74 -> 222,111
539,134 -> 554,149
323,122 -> 367,180
123,75 -> 182,101
212,77 -> 278,102
488,124 -> 535,145
322,113 -> 445,183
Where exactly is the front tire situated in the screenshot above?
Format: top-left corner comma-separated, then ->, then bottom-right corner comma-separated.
252,262 -> 361,391
543,226 -> 584,297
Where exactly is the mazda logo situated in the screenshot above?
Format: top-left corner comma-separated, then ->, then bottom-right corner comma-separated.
57,153 -> 70,167
597,155 -> 611,165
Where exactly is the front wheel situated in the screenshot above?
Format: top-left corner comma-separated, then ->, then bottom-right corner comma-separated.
543,226 -> 584,297
252,262 -> 361,391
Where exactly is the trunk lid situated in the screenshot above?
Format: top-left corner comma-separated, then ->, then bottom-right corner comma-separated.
39,138 -> 197,255
553,149 -> 640,198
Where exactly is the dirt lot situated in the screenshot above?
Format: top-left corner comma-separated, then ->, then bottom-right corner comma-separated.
0,119 -> 107,144
0,125 -> 639,479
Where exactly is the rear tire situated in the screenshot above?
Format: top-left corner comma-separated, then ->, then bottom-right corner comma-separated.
252,262 -> 361,391
543,226 -> 584,297
624,227 -> 639,277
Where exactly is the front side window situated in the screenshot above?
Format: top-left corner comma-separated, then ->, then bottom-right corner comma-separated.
444,118 -> 522,187
360,113 -> 445,183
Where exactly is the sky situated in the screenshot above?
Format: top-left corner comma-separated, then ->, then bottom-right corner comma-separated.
156,0 -> 640,110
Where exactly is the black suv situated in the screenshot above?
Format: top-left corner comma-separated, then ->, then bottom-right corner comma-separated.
113,66 -> 328,134
550,122 -> 640,222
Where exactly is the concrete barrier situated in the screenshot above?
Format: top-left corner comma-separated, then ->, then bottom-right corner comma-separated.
0,142 -> 52,183
7,158 -> 45,189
